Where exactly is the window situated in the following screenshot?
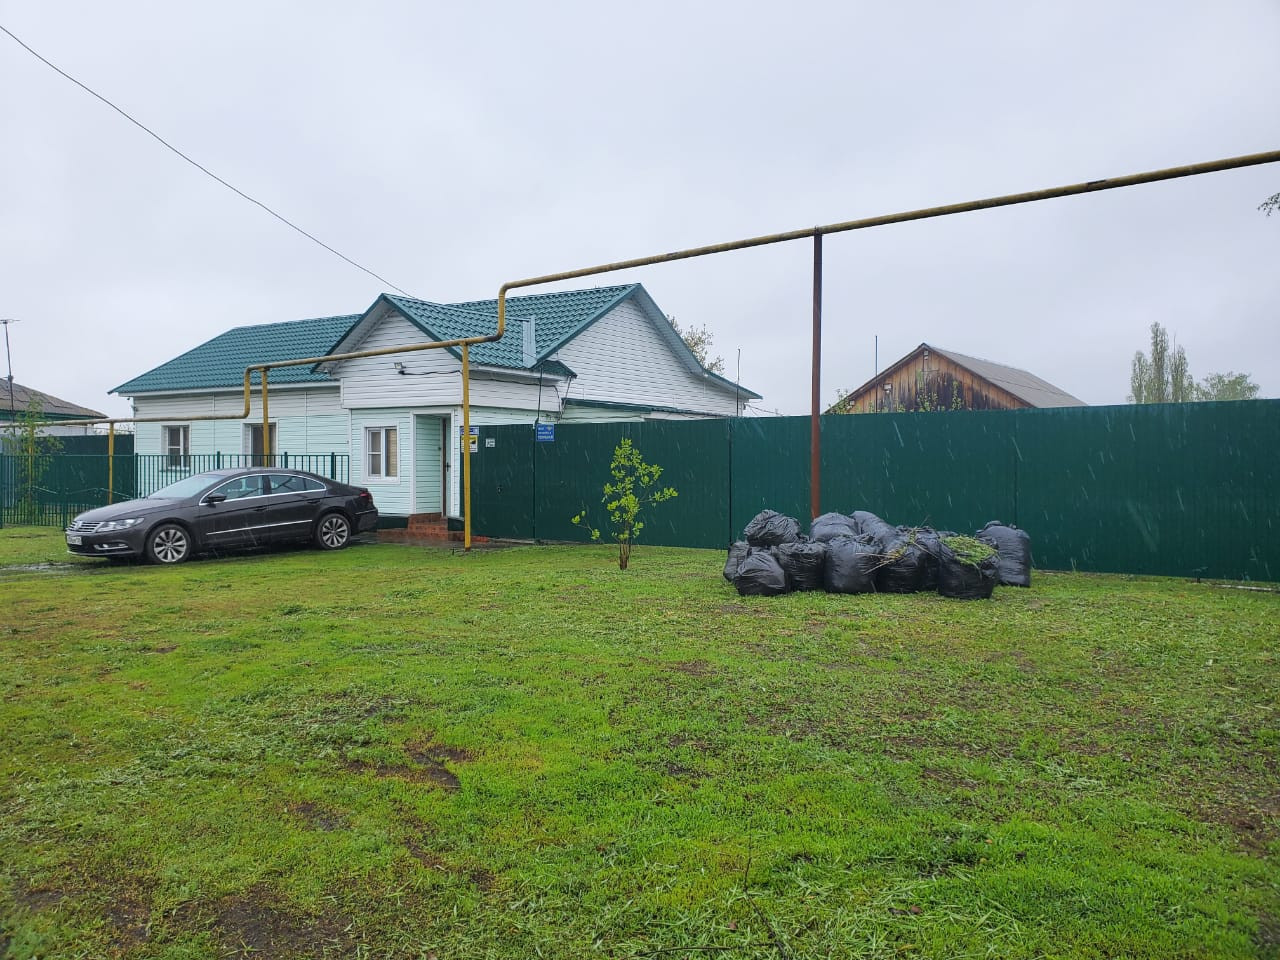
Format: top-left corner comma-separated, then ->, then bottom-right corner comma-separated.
366,426 -> 398,479
211,475 -> 267,500
247,423 -> 277,466
265,474 -> 325,494
164,425 -> 190,469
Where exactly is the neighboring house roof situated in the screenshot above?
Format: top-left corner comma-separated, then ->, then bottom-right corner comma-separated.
832,342 -> 1085,412
113,283 -> 760,401
1,381 -> 105,420
112,315 -> 360,394
927,345 -> 1085,407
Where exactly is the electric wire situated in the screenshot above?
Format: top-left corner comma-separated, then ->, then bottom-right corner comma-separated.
0,23 -> 417,297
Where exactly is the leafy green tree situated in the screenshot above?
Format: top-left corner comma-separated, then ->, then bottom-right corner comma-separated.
667,315 -> 725,375
571,438 -> 677,570
1194,372 -> 1260,401
1130,323 -> 1262,404
1130,322 -> 1194,403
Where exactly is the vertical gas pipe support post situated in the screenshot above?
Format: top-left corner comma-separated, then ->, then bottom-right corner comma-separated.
810,229 -> 823,521
107,421 -> 115,504
462,343 -> 472,550
261,367 -> 270,466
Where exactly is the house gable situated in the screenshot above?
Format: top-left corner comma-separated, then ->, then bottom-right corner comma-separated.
831,342 -> 1085,414
552,297 -> 751,415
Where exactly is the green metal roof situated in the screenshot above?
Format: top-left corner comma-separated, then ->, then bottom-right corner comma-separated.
112,315 -> 359,394
112,283 -> 758,400
447,285 -> 637,360
375,285 -> 635,369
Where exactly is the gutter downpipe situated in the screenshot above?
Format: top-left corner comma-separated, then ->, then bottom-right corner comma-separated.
489,149 -> 1280,529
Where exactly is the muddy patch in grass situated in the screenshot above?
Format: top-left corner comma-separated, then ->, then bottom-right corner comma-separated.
405,838 -> 496,890
209,885 -> 352,959
284,800 -> 348,831
346,738 -> 472,792
668,659 -> 714,678
104,896 -> 150,949
14,881 -> 68,913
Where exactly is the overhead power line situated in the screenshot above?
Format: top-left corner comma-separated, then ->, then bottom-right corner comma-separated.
0,23 -> 417,297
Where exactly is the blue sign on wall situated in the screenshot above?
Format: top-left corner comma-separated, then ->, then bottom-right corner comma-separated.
535,423 -> 555,443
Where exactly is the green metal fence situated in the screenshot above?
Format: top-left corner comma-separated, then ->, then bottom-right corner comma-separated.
469,400 -> 1279,581
0,452 -> 349,529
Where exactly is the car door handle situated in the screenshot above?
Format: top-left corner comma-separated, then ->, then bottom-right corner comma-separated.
253,506 -> 268,512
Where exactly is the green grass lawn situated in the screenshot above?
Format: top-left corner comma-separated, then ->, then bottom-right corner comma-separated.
0,527 -> 1276,959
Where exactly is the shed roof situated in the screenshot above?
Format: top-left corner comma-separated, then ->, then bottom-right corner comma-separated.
832,342 -> 1086,412
0,382 -> 105,420
928,345 -> 1086,407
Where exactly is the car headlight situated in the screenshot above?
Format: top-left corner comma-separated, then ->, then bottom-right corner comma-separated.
96,518 -> 144,532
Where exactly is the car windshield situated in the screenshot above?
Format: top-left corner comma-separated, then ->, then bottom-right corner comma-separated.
146,473 -> 226,500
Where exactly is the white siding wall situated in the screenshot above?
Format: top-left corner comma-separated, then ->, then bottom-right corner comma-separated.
350,408 -> 412,516
553,299 -> 740,416
129,388 -> 348,457
335,313 -> 551,412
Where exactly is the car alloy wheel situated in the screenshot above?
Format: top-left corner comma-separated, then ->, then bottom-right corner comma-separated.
316,513 -> 351,550
148,524 -> 190,564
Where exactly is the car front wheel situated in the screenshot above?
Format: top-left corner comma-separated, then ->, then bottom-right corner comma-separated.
146,523 -> 191,564
315,512 -> 351,551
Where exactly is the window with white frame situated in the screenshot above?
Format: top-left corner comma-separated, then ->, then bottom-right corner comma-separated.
164,425 -> 190,469
365,426 -> 398,479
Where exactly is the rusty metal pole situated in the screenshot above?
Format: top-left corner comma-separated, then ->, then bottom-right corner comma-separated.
810,230 -> 822,521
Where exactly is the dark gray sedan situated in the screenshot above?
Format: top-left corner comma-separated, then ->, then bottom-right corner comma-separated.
65,468 -> 379,564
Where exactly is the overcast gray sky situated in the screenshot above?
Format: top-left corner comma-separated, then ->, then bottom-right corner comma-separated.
2,1 -> 1278,420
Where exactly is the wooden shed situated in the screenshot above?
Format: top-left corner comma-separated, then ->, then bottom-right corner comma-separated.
829,343 -> 1085,414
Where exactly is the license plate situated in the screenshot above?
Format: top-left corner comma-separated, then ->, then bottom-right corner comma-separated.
66,534 -> 82,546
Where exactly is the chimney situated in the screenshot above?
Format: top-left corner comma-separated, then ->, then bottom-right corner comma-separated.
521,318 -> 536,368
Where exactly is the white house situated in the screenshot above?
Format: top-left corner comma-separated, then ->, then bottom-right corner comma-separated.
112,283 -> 759,523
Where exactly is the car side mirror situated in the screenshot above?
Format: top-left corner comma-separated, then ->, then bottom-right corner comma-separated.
203,493 -> 226,505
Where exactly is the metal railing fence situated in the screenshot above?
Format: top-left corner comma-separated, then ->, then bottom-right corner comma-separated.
0,453 -> 349,528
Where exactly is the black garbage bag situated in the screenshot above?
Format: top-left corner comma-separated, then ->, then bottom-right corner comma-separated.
773,540 -> 828,591
724,541 -> 754,582
937,538 -> 1000,599
910,527 -> 944,591
809,512 -> 858,542
852,511 -> 897,549
743,510 -> 801,547
823,534 -> 880,594
733,551 -> 790,596
976,521 -> 1032,587
875,530 -> 927,593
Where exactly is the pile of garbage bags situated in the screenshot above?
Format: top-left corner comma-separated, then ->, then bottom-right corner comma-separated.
725,509 -> 1032,600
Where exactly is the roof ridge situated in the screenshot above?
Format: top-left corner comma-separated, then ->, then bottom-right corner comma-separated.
223,313 -> 361,334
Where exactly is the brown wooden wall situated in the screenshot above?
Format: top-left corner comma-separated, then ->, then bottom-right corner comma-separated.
836,350 -> 1028,414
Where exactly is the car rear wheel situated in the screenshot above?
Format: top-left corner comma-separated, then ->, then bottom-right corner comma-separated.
315,512 -> 351,550
147,523 -> 191,564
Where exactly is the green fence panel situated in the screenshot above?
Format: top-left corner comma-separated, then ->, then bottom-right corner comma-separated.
729,417 -> 810,539
466,400 -> 1279,581
531,421 -> 642,544
820,411 -> 1017,533
471,425 -> 537,540
1014,401 -> 1280,580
